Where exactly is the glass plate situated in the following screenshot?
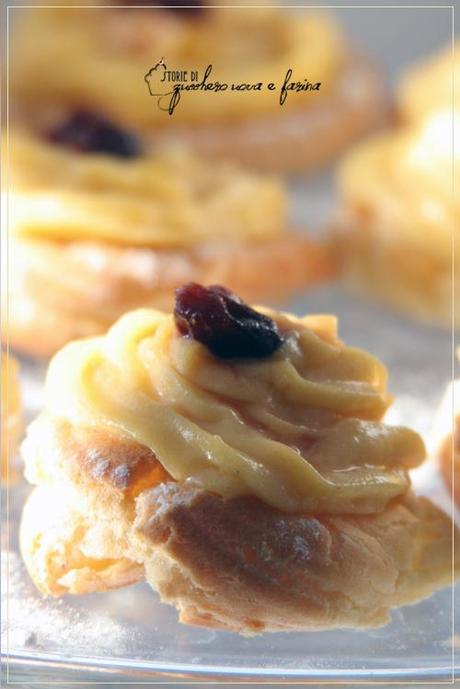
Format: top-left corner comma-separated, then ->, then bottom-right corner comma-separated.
2,278 -> 458,684
2,2 -> 457,682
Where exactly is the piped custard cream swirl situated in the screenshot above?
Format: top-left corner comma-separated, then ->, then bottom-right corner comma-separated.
9,130 -> 284,248
46,308 -> 424,514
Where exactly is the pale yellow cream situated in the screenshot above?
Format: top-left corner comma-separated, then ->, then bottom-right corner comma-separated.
45,307 -> 424,514
8,130 -> 285,247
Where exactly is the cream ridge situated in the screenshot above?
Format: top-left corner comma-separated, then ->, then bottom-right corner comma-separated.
45,307 -> 425,514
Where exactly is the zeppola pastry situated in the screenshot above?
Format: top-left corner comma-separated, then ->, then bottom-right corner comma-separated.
1,351 -> 22,481
11,3 -> 387,171
20,284 -> 458,634
4,117 -> 331,357
333,44 -> 458,326
399,43 -> 459,123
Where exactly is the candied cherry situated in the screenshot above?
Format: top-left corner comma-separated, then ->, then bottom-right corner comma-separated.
174,283 -> 284,359
118,0 -> 204,14
47,111 -> 141,158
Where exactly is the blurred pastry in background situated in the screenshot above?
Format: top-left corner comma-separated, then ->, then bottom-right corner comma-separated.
11,4 -> 387,172
332,43 -> 459,327
20,283 -> 458,633
399,42 -> 458,123
332,44 -> 458,327
432,360 -> 460,507
437,396 -> 459,508
4,117 -> 332,357
1,351 -> 22,482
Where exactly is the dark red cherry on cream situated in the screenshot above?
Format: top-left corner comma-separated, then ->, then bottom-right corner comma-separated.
117,0 -> 204,14
174,283 -> 284,360
47,111 -> 141,158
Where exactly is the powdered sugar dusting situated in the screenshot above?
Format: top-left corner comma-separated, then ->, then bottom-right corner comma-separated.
2,550 -> 138,656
